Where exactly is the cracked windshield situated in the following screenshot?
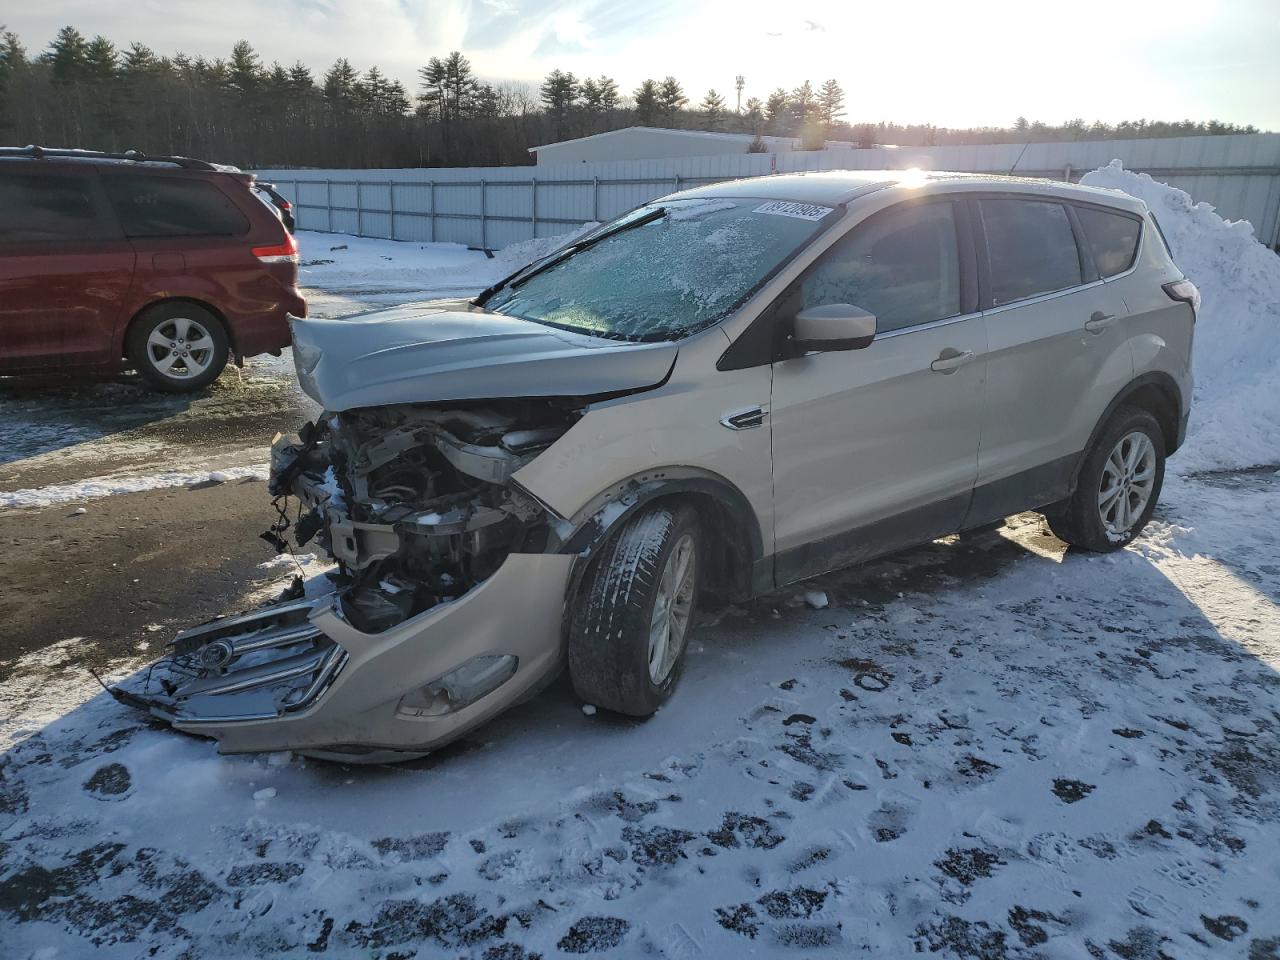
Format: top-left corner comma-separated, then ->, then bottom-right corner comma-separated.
484,198 -> 833,340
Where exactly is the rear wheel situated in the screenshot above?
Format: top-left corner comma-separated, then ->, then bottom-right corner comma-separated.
128,302 -> 229,392
1043,406 -> 1165,551
568,502 -> 701,716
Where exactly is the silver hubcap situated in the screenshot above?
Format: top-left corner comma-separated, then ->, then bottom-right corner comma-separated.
1098,431 -> 1156,539
648,533 -> 696,685
146,317 -> 214,379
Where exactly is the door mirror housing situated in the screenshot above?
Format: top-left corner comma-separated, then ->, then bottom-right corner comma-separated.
791,304 -> 877,352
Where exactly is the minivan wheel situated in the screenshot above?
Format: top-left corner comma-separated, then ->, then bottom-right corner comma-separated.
127,303 -> 229,392
568,502 -> 702,717
1043,406 -> 1166,552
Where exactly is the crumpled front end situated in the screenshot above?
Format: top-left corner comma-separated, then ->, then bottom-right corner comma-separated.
122,399 -> 583,759
266,399 -> 578,633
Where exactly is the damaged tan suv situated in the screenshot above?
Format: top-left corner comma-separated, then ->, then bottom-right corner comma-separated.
120,171 -> 1197,761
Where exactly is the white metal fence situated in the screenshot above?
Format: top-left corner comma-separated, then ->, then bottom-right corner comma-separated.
256,132 -> 1280,250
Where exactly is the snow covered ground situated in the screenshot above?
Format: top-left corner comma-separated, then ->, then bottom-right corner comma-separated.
1,170 -> 1278,958
2,475 -> 1277,959
298,228 -> 592,318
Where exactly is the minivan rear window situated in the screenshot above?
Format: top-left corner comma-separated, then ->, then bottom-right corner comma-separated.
980,199 -> 1082,306
103,175 -> 250,238
1076,206 -> 1142,277
0,172 -> 110,242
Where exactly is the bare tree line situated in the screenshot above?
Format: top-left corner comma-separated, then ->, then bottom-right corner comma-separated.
0,26 -> 1261,170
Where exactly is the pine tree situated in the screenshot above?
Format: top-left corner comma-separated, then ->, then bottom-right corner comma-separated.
471,83 -> 500,118
0,30 -> 27,75
817,78 -> 844,130
417,57 -> 447,120
656,76 -> 686,126
597,75 -> 619,114
323,58 -> 359,108
288,61 -> 314,93
45,25 -> 89,84
84,36 -> 117,81
744,96 -> 764,136
121,42 -> 158,77
579,77 -> 601,113
540,69 -> 577,136
633,79 -> 659,126
384,80 -> 411,117
700,88 -> 726,130
0,30 -> 28,127
790,80 -> 815,125
358,66 -> 388,113
228,40 -> 263,95
444,51 -> 477,122
765,88 -> 788,135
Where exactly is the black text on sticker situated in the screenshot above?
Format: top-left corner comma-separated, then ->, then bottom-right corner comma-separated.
753,201 -> 833,221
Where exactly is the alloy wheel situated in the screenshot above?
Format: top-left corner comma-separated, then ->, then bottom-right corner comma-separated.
145,316 -> 215,380
648,533 -> 696,684
1098,431 -> 1157,539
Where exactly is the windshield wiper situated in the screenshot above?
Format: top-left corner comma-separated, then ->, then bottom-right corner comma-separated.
474,207 -> 667,306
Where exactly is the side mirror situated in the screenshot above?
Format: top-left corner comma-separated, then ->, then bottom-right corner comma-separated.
792,304 -> 877,352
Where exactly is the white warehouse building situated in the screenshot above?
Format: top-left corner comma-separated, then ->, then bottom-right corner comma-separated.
528,126 -> 883,166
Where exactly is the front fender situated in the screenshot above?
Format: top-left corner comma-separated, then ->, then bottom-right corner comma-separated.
536,467 -> 768,602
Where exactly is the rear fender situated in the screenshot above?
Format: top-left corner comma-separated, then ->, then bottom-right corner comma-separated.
1072,372 -> 1186,488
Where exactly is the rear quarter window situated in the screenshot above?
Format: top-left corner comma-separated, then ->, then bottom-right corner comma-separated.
0,171 -> 111,242
1076,205 -> 1142,277
103,174 -> 250,238
979,198 -> 1082,306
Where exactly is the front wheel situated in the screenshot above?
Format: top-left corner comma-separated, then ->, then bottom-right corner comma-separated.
1043,406 -> 1166,551
568,502 -> 702,716
127,303 -> 229,392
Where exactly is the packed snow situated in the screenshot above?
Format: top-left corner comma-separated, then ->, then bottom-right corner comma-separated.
1,475 -> 1277,958
1082,160 -> 1280,474
0,464 -> 269,510
1,168 -> 1278,958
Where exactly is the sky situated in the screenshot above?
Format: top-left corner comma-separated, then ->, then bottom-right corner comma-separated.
4,0 -> 1278,130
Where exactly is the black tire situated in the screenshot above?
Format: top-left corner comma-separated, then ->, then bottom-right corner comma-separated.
568,501 -> 702,717
1043,406 -> 1166,552
127,302 -> 229,392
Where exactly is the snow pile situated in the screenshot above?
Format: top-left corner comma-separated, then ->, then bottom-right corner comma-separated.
297,234 -> 484,287
488,222 -> 596,274
0,464 -> 268,510
1081,160 -> 1280,473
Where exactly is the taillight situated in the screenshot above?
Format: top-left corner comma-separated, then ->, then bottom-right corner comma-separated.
252,231 -> 298,264
280,199 -> 293,210
1162,278 -> 1200,316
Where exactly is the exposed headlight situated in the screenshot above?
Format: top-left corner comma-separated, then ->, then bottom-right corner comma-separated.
396,654 -> 518,718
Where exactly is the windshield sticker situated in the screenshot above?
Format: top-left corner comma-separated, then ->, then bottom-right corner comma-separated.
753,200 -> 833,221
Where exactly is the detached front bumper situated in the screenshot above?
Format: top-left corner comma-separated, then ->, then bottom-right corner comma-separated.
122,552 -> 573,758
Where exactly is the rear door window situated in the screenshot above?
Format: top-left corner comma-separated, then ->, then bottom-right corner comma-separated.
979,199 -> 1082,305
0,171 -> 111,242
798,201 -> 962,333
1076,205 -> 1142,277
103,174 -> 249,238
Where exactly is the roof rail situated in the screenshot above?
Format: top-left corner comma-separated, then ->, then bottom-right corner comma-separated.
0,145 -> 219,171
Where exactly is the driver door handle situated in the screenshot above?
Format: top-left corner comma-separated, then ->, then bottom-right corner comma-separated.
1085,311 -> 1119,333
930,349 -> 976,374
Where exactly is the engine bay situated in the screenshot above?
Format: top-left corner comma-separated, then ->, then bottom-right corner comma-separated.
267,400 -> 580,632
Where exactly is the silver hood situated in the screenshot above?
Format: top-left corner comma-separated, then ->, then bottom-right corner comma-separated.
290,299 -> 678,411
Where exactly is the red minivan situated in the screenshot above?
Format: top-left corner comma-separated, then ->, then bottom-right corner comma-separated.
0,147 -> 306,391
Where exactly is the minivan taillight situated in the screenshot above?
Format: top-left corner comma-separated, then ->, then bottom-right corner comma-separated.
1162,278 -> 1201,316
253,232 -> 298,264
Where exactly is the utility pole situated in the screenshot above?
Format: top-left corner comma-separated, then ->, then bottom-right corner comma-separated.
735,74 -> 745,113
